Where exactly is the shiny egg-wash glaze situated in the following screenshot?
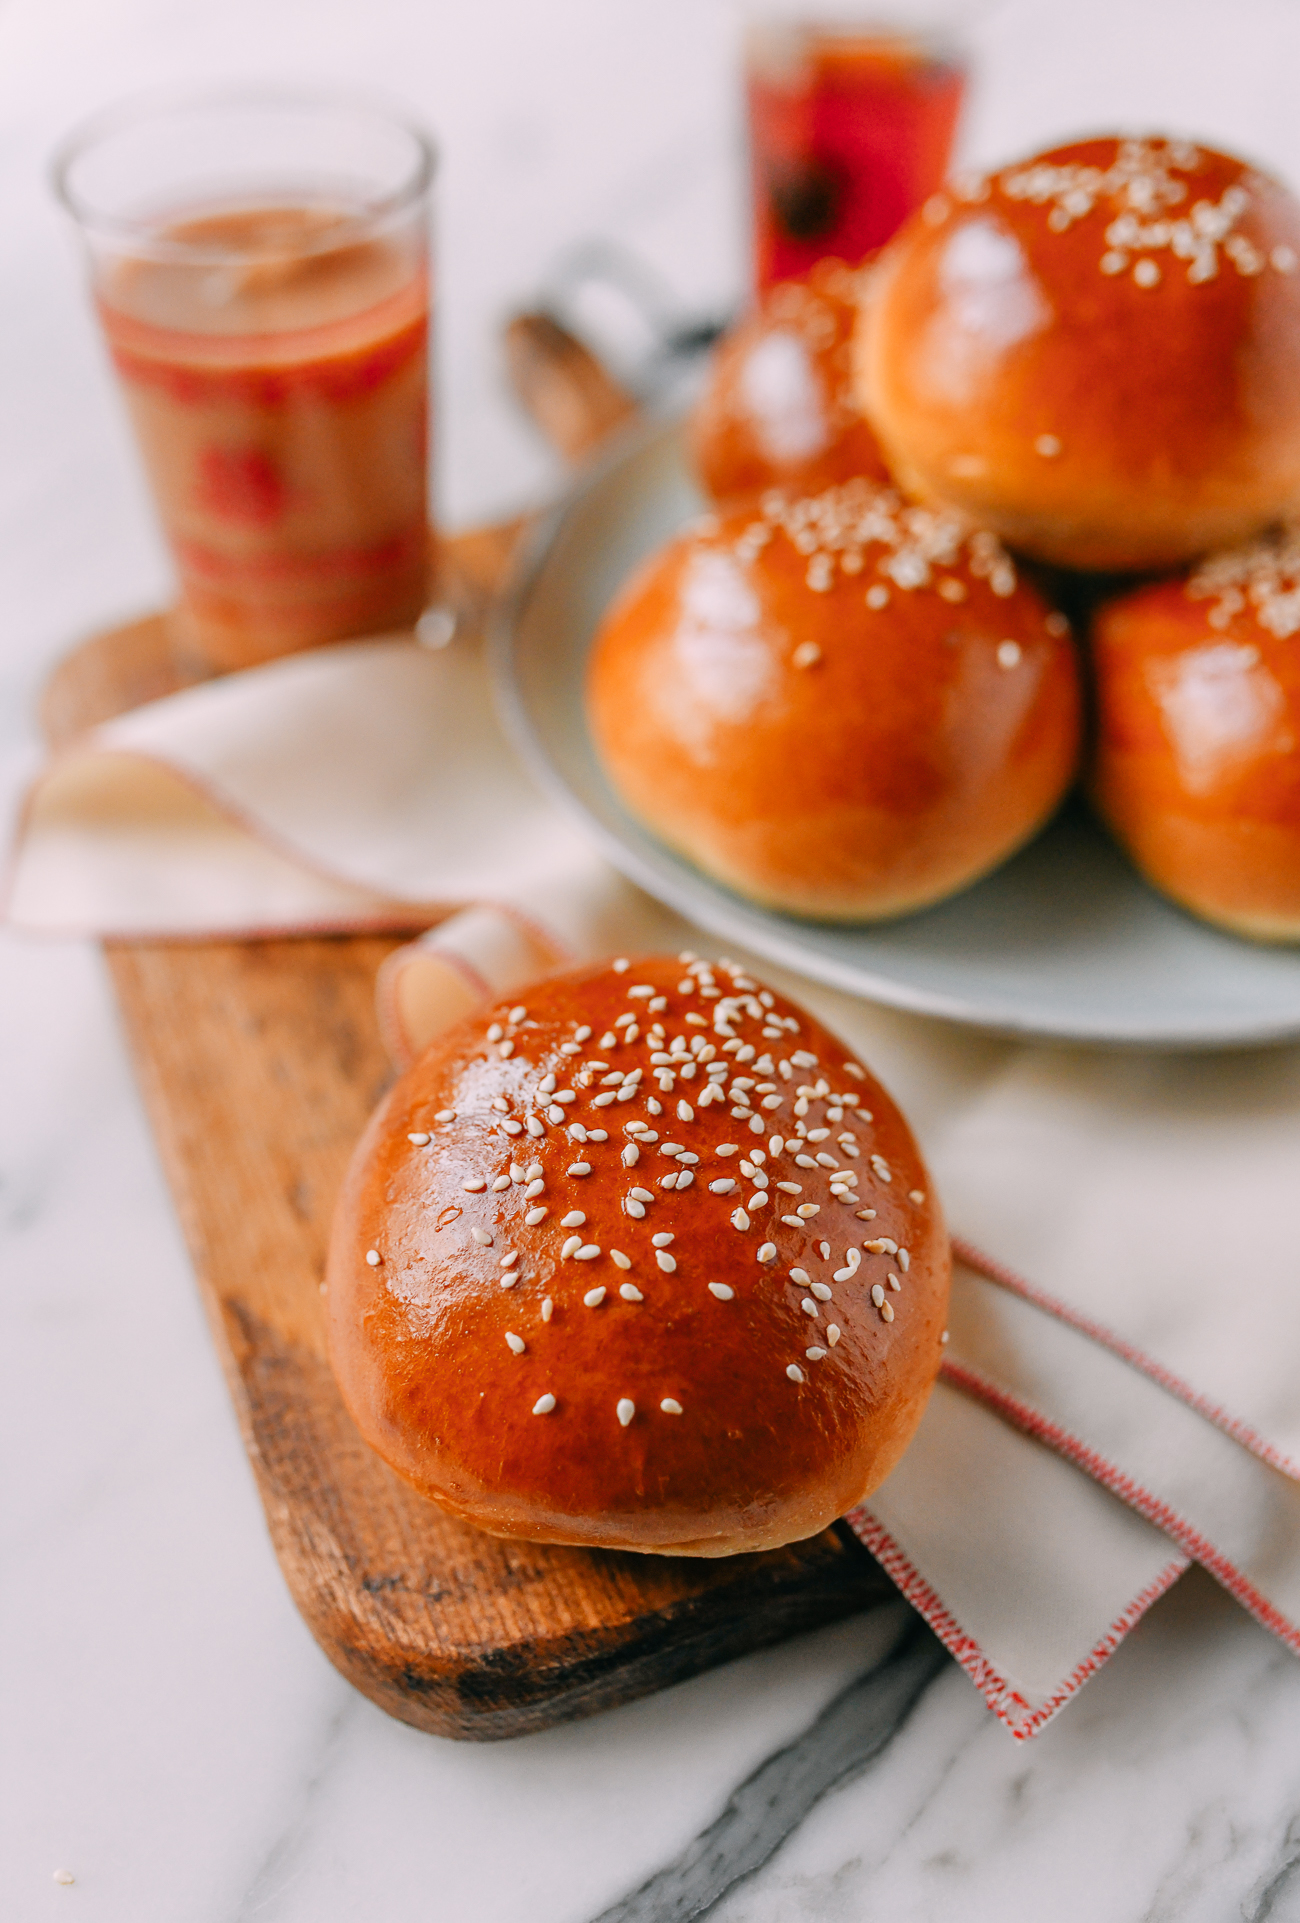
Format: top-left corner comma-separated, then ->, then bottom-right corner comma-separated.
690,257 -> 891,504
587,484 -> 1080,922
858,138 -> 1300,572
1091,527 -> 1300,940
328,956 -> 949,1556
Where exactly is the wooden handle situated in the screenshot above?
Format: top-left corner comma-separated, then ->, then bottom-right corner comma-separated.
502,311 -> 639,463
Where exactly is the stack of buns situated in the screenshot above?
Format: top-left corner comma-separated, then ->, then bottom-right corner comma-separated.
588,134 -> 1300,940
328,955 -> 949,1554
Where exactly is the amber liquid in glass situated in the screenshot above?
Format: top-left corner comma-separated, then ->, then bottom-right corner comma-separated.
747,31 -> 965,288
98,205 -> 429,668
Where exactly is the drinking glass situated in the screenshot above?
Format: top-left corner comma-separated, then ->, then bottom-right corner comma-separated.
54,89 -> 435,670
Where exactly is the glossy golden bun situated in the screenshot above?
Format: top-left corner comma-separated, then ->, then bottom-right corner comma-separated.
690,257 -> 890,502
1091,528 -> 1300,940
327,955 -> 949,1556
857,137 -> 1300,572
586,483 -> 1081,921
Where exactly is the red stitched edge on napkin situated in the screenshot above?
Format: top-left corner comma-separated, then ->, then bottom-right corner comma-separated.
941,1357 -> 1300,1657
843,1503 -> 1186,1741
953,1237 -> 1300,1483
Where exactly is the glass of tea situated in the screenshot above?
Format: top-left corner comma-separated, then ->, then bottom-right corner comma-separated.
53,90 -> 434,672
744,4 -> 970,289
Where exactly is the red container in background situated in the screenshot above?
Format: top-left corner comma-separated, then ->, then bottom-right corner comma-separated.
746,21 -> 965,288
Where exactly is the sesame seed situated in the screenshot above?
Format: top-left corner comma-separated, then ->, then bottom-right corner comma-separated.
898,1249 -> 910,1271
526,1116 -> 545,1137
786,1364 -> 805,1383
599,1031 -> 617,1048
575,1025 -> 592,1043
539,1073 -> 557,1094
731,1207 -> 751,1230
500,1273 -> 518,1289
560,1211 -> 586,1228
524,1178 -> 545,1199
505,1332 -> 526,1355
541,1297 -> 553,1321
866,584 -> 889,610
780,1214 -> 801,1228
651,1232 -> 675,1247
717,1143 -> 738,1156
525,1207 -> 548,1226
568,1162 -> 592,1177
710,1177 -> 738,1194
811,1282 -> 833,1301
941,1329 -> 950,1344
872,1284 -> 886,1306
499,1040 -> 514,1058
827,1324 -> 841,1346
365,1249 -> 381,1267
492,1175 -> 511,1191
1133,257 -> 1160,287
1034,434 -> 1061,458
408,1131 -> 430,1145
617,1398 -> 635,1426
758,1242 -> 777,1263
656,1251 -> 678,1272
910,1189 -> 926,1204
677,1100 -> 694,1122
611,1250 -> 632,1270
882,1300 -> 895,1322
801,1297 -> 819,1316
487,1024 -> 503,1043
792,640 -> 822,668
584,1286 -> 607,1307
661,1173 -> 679,1190
997,639 -> 1022,668
471,1227 -> 493,1246
561,1235 -> 582,1259
500,1251 -> 519,1268
797,1203 -> 820,1218
819,1240 -> 831,1257
576,1244 -> 602,1260
463,1179 -> 487,1193
503,1121 -> 523,1135
626,1199 -> 646,1218
436,1109 -> 456,1121
533,1393 -> 556,1415
526,1162 -> 543,1180
888,1273 -> 902,1291
622,1144 -> 640,1166
52,1870 -> 76,1886
709,1281 -> 735,1300
660,1397 -> 684,1414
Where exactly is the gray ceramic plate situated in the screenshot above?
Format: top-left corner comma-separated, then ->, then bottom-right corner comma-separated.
492,415 -> 1300,1049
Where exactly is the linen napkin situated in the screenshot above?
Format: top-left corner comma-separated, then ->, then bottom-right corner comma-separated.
10,633 -> 1300,1738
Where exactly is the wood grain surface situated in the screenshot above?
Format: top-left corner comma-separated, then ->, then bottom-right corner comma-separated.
48,317 -> 890,1739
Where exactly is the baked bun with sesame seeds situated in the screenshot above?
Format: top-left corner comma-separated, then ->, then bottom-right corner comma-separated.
326,955 -> 950,1556
690,257 -> 891,504
1090,526 -> 1300,941
585,481 -> 1081,922
856,137 -> 1300,573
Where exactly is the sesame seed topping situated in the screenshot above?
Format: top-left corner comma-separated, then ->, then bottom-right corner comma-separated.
731,1207 -> 751,1230
620,1282 -> 644,1302
584,1286 -> 607,1307
872,1284 -> 886,1306
560,1211 -> 586,1228
709,1282 -> 735,1299
622,1144 -> 640,1166
611,1250 -> 632,1269
436,1109 -> 456,1121
651,1232 -> 675,1247
801,1297 -> 819,1316
500,1251 -> 519,1268
793,640 -> 822,668
499,1040 -> 515,1058
717,1143 -> 738,1155
677,1100 -> 695,1121
997,639 -> 1022,668
503,1120 -> 523,1135
617,1398 -> 635,1426
1034,434 -> 1061,458
463,1179 -> 487,1193
408,1131 -> 430,1145
526,1116 -> 545,1137
660,1398 -> 684,1415
487,1024 -> 503,1043
787,1365 -> 805,1383
796,1203 -> 820,1218
757,1242 -> 777,1263
524,1207 -> 548,1226
568,1162 -> 592,1177
941,1329 -> 950,1344
888,1273 -> 902,1291
524,1178 -> 545,1198
656,1251 -> 678,1272
561,1236 -> 582,1259
541,1297 -> 553,1321
365,1248 -> 381,1266
505,1332 -> 526,1355
471,1227 -> 493,1246
532,1393 -> 556,1415
575,1244 -> 602,1261
882,1300 -> 895,1322
806,1346 -> 827,1361
811,1282 -> 833,1301
492,1175 -> 511,1191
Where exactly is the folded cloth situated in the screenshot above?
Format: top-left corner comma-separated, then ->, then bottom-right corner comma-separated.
10,634 -> 1300,1735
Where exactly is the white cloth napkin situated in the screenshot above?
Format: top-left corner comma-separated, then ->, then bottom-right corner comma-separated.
10,634 -> 1300,1738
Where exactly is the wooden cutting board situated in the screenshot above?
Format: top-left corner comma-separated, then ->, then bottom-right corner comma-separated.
42,326 -> 890,1742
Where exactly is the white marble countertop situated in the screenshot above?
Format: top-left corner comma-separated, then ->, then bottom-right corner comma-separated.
7,0 -> 1300,1916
